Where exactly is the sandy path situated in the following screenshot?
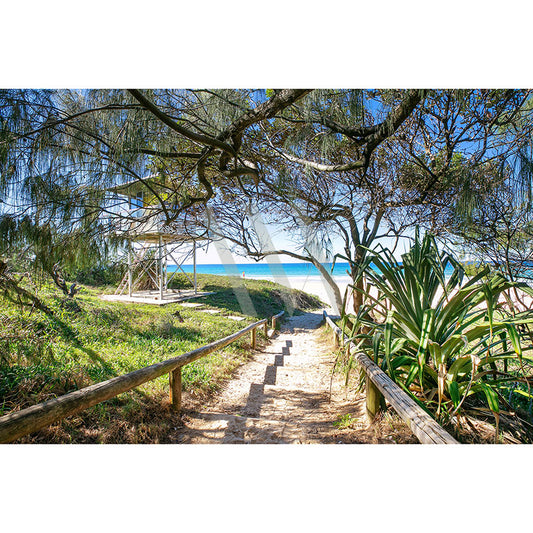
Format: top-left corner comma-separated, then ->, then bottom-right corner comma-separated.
173,310 -> 416,444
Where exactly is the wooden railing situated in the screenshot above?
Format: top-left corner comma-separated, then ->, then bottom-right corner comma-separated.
0,311 -> 284,444
323,310 -> 458,444
270,310 -> 284,332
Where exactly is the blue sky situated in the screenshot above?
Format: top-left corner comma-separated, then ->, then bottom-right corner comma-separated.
188,224 -> 414,264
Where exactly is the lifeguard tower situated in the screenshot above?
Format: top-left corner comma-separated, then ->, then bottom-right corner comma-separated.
101,176 -> 210,305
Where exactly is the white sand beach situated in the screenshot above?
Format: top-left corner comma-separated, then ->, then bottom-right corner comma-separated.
247,273 -> 533,314
247,274 -> 352,312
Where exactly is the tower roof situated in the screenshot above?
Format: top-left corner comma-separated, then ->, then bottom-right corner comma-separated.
107,175 -> 161,198
106,176 -> 208,243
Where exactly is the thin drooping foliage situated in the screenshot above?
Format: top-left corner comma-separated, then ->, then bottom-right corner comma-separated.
3,89 -> 533,317
342,230 -> 533,430
0,89 -> 313,290
447,165 -> 533,290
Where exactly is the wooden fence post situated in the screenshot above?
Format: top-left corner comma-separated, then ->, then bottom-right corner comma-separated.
272,316 -> 277,330
251,327 -> 257,349
263,321 -> 268,337
365,374 -> 384,420
169,366 -> 182,412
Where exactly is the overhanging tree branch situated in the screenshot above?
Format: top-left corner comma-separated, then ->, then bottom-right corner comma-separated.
128,89 -> 236,155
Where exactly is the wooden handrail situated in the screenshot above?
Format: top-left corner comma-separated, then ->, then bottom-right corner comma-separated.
0,313 -> 281,444
271,310 -> 284,330
323,310 -> 458,444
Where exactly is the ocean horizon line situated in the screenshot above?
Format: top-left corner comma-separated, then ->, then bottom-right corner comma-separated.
170,261 -> 457,280
171,261 -> 353,279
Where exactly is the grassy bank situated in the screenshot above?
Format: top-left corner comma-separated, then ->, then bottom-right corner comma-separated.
0,274 -> 322,443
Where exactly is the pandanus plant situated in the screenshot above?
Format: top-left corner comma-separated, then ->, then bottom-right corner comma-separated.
343,229 -> 533,426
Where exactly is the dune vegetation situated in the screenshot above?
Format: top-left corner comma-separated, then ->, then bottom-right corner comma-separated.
0,275 -> 321,443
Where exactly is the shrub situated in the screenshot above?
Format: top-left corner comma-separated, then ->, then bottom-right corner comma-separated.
344,229 -> 533,427
66,263 -> 126,286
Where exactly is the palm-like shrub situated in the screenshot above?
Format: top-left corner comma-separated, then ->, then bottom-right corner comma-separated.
344,230 -> 533,425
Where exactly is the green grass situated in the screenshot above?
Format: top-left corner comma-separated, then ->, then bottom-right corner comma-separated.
168,273 -> 322,317
0,275 -> 322,443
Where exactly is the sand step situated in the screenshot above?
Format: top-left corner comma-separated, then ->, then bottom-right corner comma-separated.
265,366 -> 332,390
177,412 -> 317,444
235,383 -> 331,420
177,413 -> 338,444
252,351 -> 333,368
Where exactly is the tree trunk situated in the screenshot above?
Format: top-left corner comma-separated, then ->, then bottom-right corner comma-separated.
352,276 -> 364,315
310,258 -> 343,314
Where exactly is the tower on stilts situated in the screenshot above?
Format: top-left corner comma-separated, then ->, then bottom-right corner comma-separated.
101,176 -> 211,305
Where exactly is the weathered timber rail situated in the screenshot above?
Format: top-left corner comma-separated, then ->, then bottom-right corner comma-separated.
0,311 -> 284,444
323,310 -> 458,444
271,310 -> 284,330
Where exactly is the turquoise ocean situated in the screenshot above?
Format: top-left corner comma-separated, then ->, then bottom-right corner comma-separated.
172,261 -> 457,280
